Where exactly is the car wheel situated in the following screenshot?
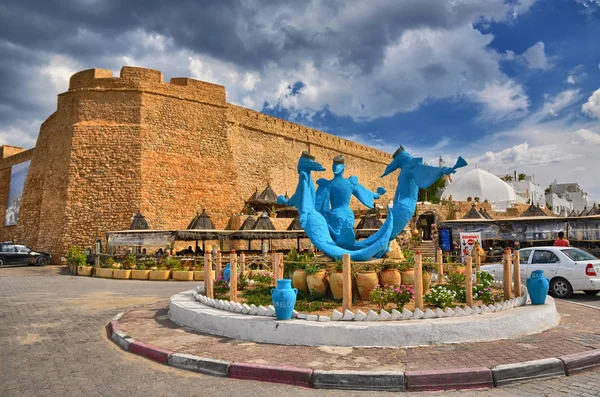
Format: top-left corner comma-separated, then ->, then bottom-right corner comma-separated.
36,257 -> 48,266
0,257 -> 4,266
583,291 -> 599,296
550,278 -> 573,299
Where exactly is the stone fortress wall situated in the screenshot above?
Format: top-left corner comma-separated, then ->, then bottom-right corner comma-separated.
0,66 -> 395,260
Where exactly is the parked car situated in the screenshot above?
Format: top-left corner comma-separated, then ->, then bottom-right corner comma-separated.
0,241 -> 51,266
480,246 -> 600,299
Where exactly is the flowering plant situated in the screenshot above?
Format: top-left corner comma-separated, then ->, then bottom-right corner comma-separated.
369,284 -> 415,310
250,272 -> 274,287
390,284 -> 414,309
214,276 -> 229,295
424,285 -> 457,309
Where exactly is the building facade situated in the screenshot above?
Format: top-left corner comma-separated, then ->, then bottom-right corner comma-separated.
548,182 -> 589,214
0,66 -> 396,260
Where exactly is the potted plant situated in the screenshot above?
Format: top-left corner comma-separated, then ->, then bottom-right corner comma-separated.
379,261 -> 401,286
355,263 -> 379,300
172,259 -> 194,281
132,259 -> 152,280
96,257 -> 114,279
149,265 -> 170,281
114,253 -> 135,280
305,264 -> 328,295
328,261 -> 344,300
67,247 -> 91,276
291,263 -> 309,293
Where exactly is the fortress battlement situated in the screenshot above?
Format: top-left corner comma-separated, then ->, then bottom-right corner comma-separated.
67,66 -> 227,107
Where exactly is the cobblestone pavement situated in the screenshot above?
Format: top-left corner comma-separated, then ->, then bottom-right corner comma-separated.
1,265 -> 599,397
121,298 -> 600,371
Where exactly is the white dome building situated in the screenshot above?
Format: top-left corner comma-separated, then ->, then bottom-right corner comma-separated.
442,167 -> 524,211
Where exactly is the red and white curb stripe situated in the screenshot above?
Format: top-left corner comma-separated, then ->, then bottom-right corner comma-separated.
107,312 -> 600,391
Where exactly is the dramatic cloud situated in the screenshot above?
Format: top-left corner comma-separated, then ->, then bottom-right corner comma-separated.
0,0 -> 536,148
582,88 -> 600,118
521,41 -> 553,70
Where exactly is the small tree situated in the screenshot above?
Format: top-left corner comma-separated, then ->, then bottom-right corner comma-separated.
518,173 -> 526,181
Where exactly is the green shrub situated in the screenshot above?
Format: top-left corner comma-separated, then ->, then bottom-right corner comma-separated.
424,285 -> 457,309
66,247 -> 87,268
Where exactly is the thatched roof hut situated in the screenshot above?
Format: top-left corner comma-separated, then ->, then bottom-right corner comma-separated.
129,210 -> 150,230
462,204 -> 486,219
520,204 -> 547,217
187,209 -> 216,230
287,217 -> 303,231
356,211 -> 383,229
253,212 -> 276,230
568,209 -> 579,217
239,215 -> 257,230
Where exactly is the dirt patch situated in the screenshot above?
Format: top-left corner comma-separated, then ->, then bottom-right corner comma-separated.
18,333 -> 44,345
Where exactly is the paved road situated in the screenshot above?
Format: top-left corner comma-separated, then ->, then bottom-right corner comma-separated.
1,265 -> 599,397
567,291 -> 600,309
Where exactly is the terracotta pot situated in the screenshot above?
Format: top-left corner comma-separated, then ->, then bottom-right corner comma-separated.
401,269 -> 432,291
194,270 -> 216,281
77,266 -> 93,276
113,269 -> 132,280
329,271 -> 344,299
356,270 -> 379,300
423,271 -> 432,292
173,271 -> 194,281
96,268 -> 113,279
401,269 -> 415,286
149,270 -> 170,281
292,269 -> 309,293
132,270 -> 150,280
379,269 -> 401,286
306,270 -> 328,295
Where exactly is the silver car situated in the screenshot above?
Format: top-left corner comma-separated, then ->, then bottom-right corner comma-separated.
480,246 -> 600,299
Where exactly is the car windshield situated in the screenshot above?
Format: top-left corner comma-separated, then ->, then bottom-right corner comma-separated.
561,248 -> 597,261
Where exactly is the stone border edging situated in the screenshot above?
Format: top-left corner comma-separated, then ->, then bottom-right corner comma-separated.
171,291 -> 557,347
106,311 -> 600,391
192,285 -> 528,322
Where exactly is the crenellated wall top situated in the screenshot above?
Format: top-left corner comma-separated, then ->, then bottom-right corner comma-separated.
67,66 -> 227,106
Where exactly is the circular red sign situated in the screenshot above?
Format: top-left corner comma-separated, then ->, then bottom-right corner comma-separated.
467,239 -> 474,245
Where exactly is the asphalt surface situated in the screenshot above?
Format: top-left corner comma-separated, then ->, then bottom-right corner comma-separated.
1,265 -> 599,397
567,291 -> 600,308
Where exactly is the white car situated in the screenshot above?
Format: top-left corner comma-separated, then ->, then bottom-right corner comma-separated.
480,246 -> 600,299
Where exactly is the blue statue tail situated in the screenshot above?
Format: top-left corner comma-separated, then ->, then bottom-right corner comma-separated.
453,156 -> 467,170
308,207 -> 394,261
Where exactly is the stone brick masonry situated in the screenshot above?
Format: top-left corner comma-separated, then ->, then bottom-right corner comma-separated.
0,66 -> 395,260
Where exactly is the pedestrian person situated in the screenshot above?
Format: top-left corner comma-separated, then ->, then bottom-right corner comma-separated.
554,231 -> 570,247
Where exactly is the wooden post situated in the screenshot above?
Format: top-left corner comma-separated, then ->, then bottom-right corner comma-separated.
240,252 -> 246,276
437,247 -> 444,284
216,252 -> 222,280
342,254 -> 352,312
272,253 -> 279,279
204,254 -> 213,299
474,242 -> 481,284
513,250 -> 521,297
277,253 -> 284,280
503,249 -> 512,300
465,256 -> 473,307
230,252 -> 238,302
414,252 -> 424,311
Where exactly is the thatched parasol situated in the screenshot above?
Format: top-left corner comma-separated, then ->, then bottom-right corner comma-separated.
129,210 -> 150,230
184,209 -> 217,253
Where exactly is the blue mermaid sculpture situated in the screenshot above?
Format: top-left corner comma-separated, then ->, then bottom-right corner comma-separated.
315,155 -> 386,249
382,146 -> 467,241
279,148 -> 466,261
277,152 -> 393,261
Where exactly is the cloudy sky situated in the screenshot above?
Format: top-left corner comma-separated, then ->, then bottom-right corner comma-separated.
1,0 -> 599,201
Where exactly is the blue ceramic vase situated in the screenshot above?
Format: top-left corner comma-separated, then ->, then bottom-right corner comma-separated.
271,279 -> 298,320
526,270 -> 549,305
223,263 -> 231,283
